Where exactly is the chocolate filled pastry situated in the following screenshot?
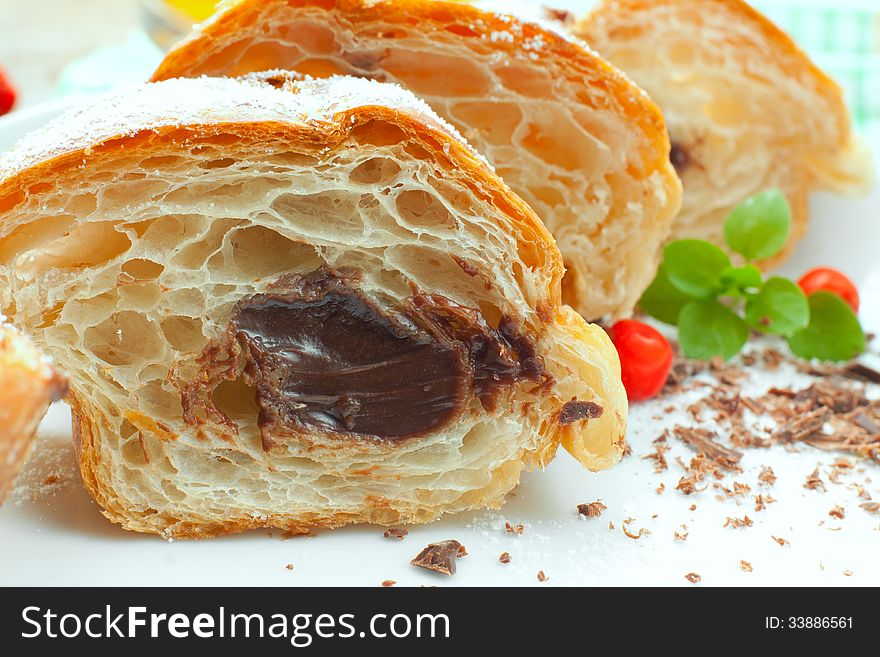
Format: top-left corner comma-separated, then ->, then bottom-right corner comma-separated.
577,0 -> 873,264
151,0 -> 682,321
0,75 -> 626,537
0,325 -> 67,503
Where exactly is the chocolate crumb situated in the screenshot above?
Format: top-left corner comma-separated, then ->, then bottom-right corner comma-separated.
559,400 -> 603,425
505,522 -> 524,535
410,540 -> 467,576
499,552 -> 511,564
384,528 -> 408,540
577,501 -> 607,518
685,573 -> 701,584
285,563 -> 294,571
543,7 -> 575,25
772,536 -> 790,547
739,560 -> 753,573
829,505 -> 846,520
382,580 -> 396,587
860,502 -> 880,514
537,570 -> 549,582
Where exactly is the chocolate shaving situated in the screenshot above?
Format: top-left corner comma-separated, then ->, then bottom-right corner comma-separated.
724,516 -> 753,529
499,552 -> 511,564
643,437 -> 670,473
841,363 -> 880,384
676,475 -> 706,495
410,540 -> 467,576
685,573 -> 702,584
772,536 -> 790,547
758,466 -> 777,486
773,408 -> 831,443
622,517 -> 650,540
537,570 -> 549,582
860,502 -> 880,515
804,468 -> 826,492
673,426 -> 743,470
382,580 -> 396,587
558,400 -> 603,425
829,505 -> 845,519
739,560 -> 753,573
851,411 -> 880,434
505,522 -> 524,535
577,501 -> 607,518
754,494 -> 776,512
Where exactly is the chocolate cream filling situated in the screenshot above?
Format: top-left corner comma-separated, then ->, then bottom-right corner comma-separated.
221,269 -> 547,443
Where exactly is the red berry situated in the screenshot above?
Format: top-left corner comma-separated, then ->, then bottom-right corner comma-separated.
0,66 -> 16,116
797,267 -> 859,312
609,320 -> 673,402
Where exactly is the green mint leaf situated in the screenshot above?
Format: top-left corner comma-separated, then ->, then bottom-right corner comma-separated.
678,300 -> 749,360
638,265 -> 692,325
721,264 -> 763,295
723,189 -> 791,261
745,277 -> 809,335
664,240 -> 731,299
787,291 -> 865,362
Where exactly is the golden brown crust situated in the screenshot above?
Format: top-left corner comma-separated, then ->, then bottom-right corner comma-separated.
578,0 -> 872,262
585,0 -> 848,128
154,0 -> 668,156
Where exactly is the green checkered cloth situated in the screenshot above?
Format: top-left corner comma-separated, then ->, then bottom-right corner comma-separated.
753,0 -> 880,145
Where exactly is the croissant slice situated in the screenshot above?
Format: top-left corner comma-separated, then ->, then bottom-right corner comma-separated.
0,325 -> 67,503
0,75 -> 627,538
151,0 -> 682,321
577,0 -> 873,264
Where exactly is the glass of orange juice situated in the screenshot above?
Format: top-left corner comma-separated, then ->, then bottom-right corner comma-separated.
140,0 -> 219,50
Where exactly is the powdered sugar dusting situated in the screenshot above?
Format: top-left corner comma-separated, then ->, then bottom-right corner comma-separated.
0,74 -> 485,186
6,404 -> 78,508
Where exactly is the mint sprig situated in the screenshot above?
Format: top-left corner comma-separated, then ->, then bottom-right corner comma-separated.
639,189 -> 865,362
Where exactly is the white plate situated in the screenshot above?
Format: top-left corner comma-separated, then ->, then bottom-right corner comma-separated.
1,100 -> 879,588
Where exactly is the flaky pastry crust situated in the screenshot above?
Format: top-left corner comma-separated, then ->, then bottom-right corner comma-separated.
0,76 -> 626,538
152,0 -> 682,321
